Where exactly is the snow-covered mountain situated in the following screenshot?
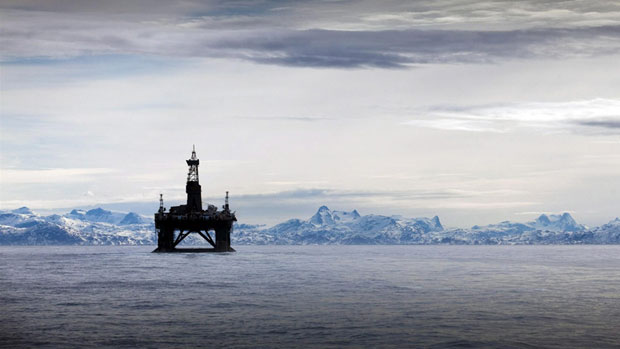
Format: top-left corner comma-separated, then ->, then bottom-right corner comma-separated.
232,209 -> 619,245
66,208 -> 150,225
0,206 -> 619,245
234,206 -> 444,245
0,207 -> 154,245
531,213 -> 585,232
439,212 -> 591,245
587,218 -> 620,244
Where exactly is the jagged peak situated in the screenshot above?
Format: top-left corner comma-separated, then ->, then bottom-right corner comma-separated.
12,207 -> 34,215
531,212 -> 583,232
332,209 -> 361,223
310,206 -> 363,225
317,205 -> 330,212
537,212 -> 575,224
558,212 -> 576,223
536,214 -> 550,224
309,206 -> 334,225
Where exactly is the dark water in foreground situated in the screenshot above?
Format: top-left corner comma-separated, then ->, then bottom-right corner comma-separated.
1,245 -> 619,348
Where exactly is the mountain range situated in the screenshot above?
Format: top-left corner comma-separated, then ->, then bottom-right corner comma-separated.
1,206 -> 619,246
0,207 -> 153,245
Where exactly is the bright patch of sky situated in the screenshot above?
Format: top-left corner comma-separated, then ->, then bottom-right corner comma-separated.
1,0 -> 619,227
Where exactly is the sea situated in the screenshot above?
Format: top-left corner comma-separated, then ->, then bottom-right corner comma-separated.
1,245 -> 619,348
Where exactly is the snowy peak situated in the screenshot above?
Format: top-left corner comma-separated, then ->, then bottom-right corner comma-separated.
536,214 -> 551,225
601,218 -> 620,228
86,208 -> 113,218
119,212 -> 147,225
332,209 -> 361,223
65,207 -> 128,225
309,206 -> 362,226
310,206 -> 335,225
11,207 -> 34,215
431,216 -> 443,231
472,212 -> 585,234
0,207 -> 41,226
533,212 -> 583,232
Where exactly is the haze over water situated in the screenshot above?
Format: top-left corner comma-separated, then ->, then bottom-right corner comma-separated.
1,245 -> 619,348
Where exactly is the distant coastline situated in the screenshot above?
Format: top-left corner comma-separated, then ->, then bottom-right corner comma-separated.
1,206 -> 619,246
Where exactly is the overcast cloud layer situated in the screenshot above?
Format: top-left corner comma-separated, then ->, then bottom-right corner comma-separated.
1,0 -> 619,226
3,1 -> 620,67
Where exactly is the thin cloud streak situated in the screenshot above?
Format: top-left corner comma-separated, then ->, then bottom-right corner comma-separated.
405,99 -> 620,134
239,116 -> 334,122
576,119 -> 620,129
1,168 -> 117,184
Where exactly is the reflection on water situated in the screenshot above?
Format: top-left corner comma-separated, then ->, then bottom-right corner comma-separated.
1,245 -> 619,348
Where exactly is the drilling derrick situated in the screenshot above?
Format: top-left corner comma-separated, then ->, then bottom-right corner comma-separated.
153,147 -> 236,253
186,145 -> 202,212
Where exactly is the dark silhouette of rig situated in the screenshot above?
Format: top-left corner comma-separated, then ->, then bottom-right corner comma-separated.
153,146 -> 236,252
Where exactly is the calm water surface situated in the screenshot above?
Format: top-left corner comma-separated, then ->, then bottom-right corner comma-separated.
1,245 -> 619,348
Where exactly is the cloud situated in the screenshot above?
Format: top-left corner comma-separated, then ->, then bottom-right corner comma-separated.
239,116 -> 334,122
515,210 -> 576,216
0,168 -> 116,184
2,1 -> 620,227
2,2 -> 620,68
575,119 -> 620,130
3,0 -> 620,31
210,26 -> 620,68
232,188 -> 472,202
404,118 -> 508,133
405,99 -> 620,134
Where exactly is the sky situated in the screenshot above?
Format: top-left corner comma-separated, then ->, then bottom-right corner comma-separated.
1,0 -> 619,227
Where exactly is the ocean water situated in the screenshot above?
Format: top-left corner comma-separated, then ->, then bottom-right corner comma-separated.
1,245 -> 619,348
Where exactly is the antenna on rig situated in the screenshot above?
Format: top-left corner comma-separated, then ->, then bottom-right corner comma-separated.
159,193 -> 165,213
224,191 -> 229,211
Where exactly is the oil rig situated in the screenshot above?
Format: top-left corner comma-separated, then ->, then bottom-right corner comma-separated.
153,146 -> 236,252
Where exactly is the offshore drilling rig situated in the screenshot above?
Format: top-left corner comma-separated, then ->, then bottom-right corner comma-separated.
153,146 -> 236,252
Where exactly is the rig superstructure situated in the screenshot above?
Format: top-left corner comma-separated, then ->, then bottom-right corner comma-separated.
153,146 -> 236,252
